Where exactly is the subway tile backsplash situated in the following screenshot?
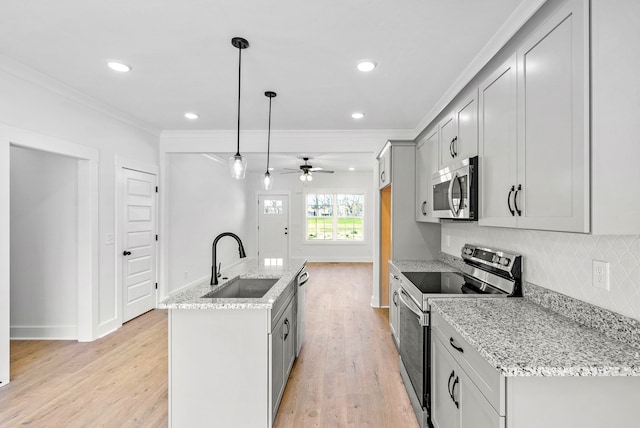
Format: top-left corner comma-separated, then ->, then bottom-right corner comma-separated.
441,223 -> 640,321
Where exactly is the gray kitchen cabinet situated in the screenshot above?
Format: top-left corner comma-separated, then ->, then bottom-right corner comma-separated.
270,290 -> 296,421
388,269 -> 401,348
378,145 -> 391,189
479,0 -> 589,233
431,331 -> 504,428
438,91 -> 478,170
415,128 -> 439,223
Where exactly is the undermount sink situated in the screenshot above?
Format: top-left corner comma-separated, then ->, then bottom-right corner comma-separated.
201,278 -> 278,299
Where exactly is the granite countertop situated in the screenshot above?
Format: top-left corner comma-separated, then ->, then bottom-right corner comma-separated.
158,257 -> 306,310
390,259 -> 459,273
430,298 -> 640,377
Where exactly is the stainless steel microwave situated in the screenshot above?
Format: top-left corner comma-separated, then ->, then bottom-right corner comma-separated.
432,156 -> 478,220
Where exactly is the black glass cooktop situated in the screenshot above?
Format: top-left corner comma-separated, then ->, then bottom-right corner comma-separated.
401,271 -> 467,294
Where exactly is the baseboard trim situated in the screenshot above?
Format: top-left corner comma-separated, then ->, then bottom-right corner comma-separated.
98,318 -> 121,340
10,325 -> 77,340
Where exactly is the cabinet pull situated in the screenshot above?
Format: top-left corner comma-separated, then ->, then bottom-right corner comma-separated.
452,136 -> 458,157
452,376 -> 460,409
507,185 -> 515,216
447,370 -> 455,402
514,184 -> 522,216
380,171 -> 385,183
449,139 -> 455,158
449,337 -> 464,353
283,319 -> 290,340
421,201 -> 427,216
392,290 -> 399,307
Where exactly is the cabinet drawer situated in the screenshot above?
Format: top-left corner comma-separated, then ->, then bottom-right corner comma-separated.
432,311 -> 505,415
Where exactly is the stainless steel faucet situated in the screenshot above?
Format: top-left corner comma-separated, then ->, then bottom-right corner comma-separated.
211,232 -> 247,285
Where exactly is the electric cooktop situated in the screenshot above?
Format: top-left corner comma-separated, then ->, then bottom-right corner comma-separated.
400,271 -> 467,294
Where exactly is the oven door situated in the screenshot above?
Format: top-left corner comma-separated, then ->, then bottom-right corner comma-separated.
398,288 -> 429,409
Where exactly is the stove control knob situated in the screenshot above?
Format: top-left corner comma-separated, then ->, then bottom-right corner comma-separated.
492,255 -> 499,263
499,257 -> 511,266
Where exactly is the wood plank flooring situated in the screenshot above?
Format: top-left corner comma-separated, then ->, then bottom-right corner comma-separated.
0,263 -> 418,427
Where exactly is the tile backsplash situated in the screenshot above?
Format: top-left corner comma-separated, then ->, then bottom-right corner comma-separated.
441,223 -> 640,321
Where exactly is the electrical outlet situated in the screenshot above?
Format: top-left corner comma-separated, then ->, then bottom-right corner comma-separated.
592,260 -> 610,291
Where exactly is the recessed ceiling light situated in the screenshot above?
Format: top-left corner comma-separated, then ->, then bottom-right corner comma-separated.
351,112 -> 365,119
184,112 -> 199,120
357,61 -> 377,72
349,167 -> 355,171
107,61 -> 132,73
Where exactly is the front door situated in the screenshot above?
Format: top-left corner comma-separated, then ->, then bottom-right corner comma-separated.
122,168 -> 157,322
258,194 -> 289,265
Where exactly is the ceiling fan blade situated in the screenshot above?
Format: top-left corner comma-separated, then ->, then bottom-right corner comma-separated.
308,167 -> 324,171
314,170 -> 335,173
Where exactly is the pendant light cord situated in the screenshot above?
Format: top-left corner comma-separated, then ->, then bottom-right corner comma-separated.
266,96 -> 272,171
236,45 -> 242,157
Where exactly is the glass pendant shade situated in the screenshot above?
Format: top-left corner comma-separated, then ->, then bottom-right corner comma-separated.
229,154 -> 247,179
262,171 -> 273,190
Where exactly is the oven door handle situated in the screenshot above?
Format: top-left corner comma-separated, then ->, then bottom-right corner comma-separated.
447,171 -> 460,217
398,289 -> 429,326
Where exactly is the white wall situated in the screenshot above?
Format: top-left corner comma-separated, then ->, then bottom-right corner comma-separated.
10,147 -> 78,338
0,58 -> 159,385
441,223 -> 640,321
166,154 -> 249,294
246,171 -> 374,262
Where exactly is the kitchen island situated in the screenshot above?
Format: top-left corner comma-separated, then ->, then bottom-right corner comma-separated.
158,258 -> 307,428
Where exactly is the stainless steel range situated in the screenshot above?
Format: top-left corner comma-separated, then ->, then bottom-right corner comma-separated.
397,244 -> 522,428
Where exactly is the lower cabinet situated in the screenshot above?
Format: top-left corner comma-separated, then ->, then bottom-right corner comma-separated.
270,293 -> 296,421
431,333 -> 503,428
388,272 -> 401,348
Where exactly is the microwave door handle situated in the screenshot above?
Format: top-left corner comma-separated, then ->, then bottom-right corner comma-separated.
447,172 -> 460,217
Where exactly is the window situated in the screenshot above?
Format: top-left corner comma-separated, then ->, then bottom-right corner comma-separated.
306,193 -> 364,241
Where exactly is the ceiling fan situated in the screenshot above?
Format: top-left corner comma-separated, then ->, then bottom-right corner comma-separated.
281,157 -> 334,181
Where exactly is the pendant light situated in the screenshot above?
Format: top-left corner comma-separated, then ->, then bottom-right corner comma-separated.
262,91 -> 277,190
229,37 -> 249,179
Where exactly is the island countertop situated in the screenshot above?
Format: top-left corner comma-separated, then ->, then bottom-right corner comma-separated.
158,257 -> 307,310
430,298 -> 640,377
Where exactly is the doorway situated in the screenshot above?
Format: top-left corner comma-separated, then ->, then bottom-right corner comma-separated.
258,194 -> 289,265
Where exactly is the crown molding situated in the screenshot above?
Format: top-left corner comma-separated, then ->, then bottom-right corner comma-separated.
0,54 -> 160,137
160,129 -> 416,153
412,0 -> 547,138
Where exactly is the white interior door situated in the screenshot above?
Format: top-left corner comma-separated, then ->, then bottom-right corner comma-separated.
122,168 -> 157,322
258,194 -> 289,265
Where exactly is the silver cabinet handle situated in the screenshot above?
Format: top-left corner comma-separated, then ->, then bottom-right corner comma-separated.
421,201 -> 427,215
298,271 -> 309,286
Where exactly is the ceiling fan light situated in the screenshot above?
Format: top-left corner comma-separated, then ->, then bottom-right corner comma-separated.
229,154 -> 247,179
299,172 -> 307,182
262,171 -> 273,190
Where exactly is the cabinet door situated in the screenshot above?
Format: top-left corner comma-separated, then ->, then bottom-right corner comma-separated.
416,129 -> 439,223
516,0 -> 589,233
379,149 -> 392,189
432,335 -> 460,428
271,314 -> 286,417
388,273 -> 400,346
478,54 -> 518,228
438,114 -> 456,169
454,92 -> 478,161
458,369 -> 505,428
283,301 -> 296,381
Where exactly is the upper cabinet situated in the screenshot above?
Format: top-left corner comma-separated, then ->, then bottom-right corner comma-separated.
438,91 -> 478,170
378,143 -> 392,189
478,0 -> 589,233
416,128 -> 440,223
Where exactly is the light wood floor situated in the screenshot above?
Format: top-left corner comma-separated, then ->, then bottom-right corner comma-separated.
0,263 -> 418,427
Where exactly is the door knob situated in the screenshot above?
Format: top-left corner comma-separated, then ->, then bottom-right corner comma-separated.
123,250 -> 132,256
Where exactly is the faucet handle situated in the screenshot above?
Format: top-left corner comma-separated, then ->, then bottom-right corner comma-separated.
217,262 -> 222,277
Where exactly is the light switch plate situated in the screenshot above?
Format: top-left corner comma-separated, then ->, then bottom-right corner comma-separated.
592,260 -> 610,291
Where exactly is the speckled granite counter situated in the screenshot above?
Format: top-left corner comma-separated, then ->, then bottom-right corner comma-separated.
430,298 -> 640,377
390,259 -> 459,273
158,257 -> 306,310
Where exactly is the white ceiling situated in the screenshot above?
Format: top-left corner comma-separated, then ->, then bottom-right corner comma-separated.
201,152 -> 373,173
0,0 -> 529,132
